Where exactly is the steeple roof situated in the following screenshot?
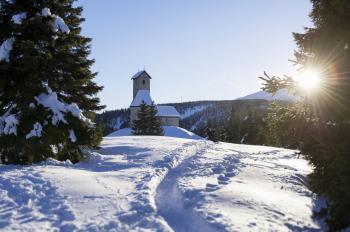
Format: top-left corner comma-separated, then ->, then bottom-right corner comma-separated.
131,70 -> 152,80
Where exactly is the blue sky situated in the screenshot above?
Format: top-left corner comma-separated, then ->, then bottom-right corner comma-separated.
78,0 -> 312,110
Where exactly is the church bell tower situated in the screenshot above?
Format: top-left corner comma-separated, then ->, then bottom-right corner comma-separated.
131,70 -> 152,98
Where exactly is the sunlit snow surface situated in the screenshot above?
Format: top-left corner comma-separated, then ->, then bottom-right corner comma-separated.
0,136 -> 325,231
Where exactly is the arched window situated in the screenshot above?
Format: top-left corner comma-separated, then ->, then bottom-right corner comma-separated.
142,80 -> 145,85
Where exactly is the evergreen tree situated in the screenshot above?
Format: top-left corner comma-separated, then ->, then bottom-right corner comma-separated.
205,120 -> 218,142
261,0 -> 350,229
146,103 -> 164,136
264,103 -> 300,148
132,102 -> 164,136
132,102 -> 149,135
222,108 -> 240,143
240,112 -> 256,144
240,111 -> 267,145
0,0 -> 104,164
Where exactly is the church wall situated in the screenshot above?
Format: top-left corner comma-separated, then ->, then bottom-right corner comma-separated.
159,117 -> 179,127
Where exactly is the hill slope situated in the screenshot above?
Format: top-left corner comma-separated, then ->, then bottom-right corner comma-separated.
0,136 -> 324,231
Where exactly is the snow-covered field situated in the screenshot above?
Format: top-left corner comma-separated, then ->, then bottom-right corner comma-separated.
0,132 -> 324,231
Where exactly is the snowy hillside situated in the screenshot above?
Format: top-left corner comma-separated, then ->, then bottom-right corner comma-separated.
0,136 -> 324,231
238,89 -> 297,101
179,105 -> 210,119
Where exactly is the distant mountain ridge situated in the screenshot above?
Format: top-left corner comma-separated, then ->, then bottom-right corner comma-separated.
238,89 -> 296,101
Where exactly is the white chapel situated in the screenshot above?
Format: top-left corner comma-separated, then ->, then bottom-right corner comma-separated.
129,71 -> 180,127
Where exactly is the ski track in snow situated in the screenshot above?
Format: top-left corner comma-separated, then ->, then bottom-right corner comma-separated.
156,142 -> 217,232
156,143 -> 247,232
114,140 -> 208,231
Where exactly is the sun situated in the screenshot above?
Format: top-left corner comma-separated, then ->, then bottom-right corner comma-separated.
293,68 -> 321,92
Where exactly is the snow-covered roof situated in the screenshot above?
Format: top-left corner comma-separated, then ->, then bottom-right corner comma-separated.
131,70 -> 152,80
156,105 -> 180,118
130,90 -> 153,107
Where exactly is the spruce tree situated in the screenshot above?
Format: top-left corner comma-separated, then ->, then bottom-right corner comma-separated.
132,102 -> 164,136
205,120 -> 218,142
0,0 -> 104,164
261,0 -> 350,229
223,108 -> 240,143
132,102 -> 149,135
146,103 -> 164,136
264,103 -> 299,148
240,111 -> 266,145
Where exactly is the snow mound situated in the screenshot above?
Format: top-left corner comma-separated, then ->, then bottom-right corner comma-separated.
163,126 -> 202,140
107,126 -> 203,140
238,89 -> 297,101
107,128 -> 132,137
